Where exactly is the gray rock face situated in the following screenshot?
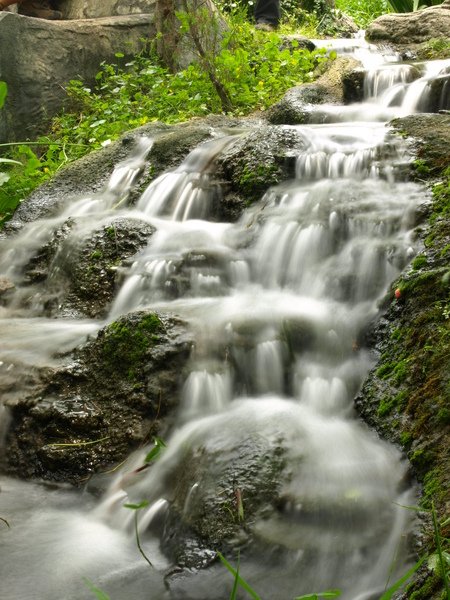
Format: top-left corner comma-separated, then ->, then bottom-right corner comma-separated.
59,0 -> 155,19
366,1 -> 450,44
0,12 -> 155,142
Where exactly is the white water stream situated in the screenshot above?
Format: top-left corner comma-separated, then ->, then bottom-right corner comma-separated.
1,38 -> 449,600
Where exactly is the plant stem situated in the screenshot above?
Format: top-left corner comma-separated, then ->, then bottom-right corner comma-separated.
134,510 -> 153,568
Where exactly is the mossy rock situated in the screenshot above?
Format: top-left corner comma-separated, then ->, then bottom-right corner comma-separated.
3,310 -> 193,483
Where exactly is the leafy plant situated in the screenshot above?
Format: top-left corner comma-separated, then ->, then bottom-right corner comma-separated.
0,12 -> 327,227
385,0 -> 440,12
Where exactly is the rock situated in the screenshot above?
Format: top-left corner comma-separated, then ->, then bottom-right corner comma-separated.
3,310 -> 193,482
0,121 -> 222,233
0,12 -> 155,142
58,0 -> 155,19
267,56 -> 363,125
0,276 -> 14,299
366,2 -> 450,45
280,35 -> 316,53
216,126 -> 308,206
22,217 -> 156,318
390,113 -> 450,173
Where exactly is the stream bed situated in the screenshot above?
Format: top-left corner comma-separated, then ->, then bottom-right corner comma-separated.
1,36 -> 449,600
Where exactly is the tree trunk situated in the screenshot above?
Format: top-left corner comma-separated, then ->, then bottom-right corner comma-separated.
154,0 -> 228,72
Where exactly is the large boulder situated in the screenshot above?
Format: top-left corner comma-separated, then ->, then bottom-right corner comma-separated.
0,12 -> 155,142
366,1 -> 450,45
2,310 -> 193,483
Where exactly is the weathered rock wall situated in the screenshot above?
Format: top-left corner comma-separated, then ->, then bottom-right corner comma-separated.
58,0 -> 155,19
0,12 -> 155,142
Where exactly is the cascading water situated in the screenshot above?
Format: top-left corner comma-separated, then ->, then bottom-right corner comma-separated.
1,36 -> 448,600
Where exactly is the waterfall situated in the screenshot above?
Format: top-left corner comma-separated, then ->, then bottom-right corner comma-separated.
1,35 -> 444,600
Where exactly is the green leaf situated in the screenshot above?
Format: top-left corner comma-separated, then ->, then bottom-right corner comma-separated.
83,578 -> 111,600
0,81 -> 7,109
294,591 -> 341,600
123,501 -> 150,511
144,437 -> 166,463
379,556 -> 426,600
230,553 -> 240,600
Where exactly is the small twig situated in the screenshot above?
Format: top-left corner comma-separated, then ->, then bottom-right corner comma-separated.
47,436 -> 110,448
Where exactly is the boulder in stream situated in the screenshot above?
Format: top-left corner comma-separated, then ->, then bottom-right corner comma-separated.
366,0 -> 450,45
267,56 -> 364,124
2,310 -> 193,483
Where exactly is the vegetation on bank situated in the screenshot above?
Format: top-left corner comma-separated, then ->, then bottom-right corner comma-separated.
357,115 -> 450,600
0,0 -> 397,227
0,14 -> 328,227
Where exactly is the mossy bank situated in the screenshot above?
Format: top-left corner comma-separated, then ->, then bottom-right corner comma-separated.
355,114 -> 450,600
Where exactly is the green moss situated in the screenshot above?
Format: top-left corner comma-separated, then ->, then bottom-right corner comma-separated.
436,407 -> 450,425
376,362 -> 395,378
412,255 -> 428,270
391,327 -> 404,341
410,448 -> 435,472
238,163 -> 280,199
90,249 -> 103,261
422,469 -> 446,508
105,226 -> 116,240
377,390 -> 408,417
400,430 -> 413,448
408,572 -> 441,600
414,159 -> 431,177
101,313 -> 163,380
439,244 -> 450,257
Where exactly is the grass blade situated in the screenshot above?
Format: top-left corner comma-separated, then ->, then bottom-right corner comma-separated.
230,553 -> 240,600
83,578 -> 111,600
217,552 -> 262,600
295,591 -> 341,600
379,556 -> 426,600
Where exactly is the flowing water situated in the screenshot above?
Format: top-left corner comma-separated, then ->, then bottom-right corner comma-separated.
1,37 -> 449,600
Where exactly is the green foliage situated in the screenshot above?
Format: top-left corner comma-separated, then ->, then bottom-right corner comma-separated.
379,556 -> 427,600
0,140 -> 87,226
335,0 -> 390,26
386,0 -> 441,12
124,501 -> 154,568
0,15 -> 325,226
